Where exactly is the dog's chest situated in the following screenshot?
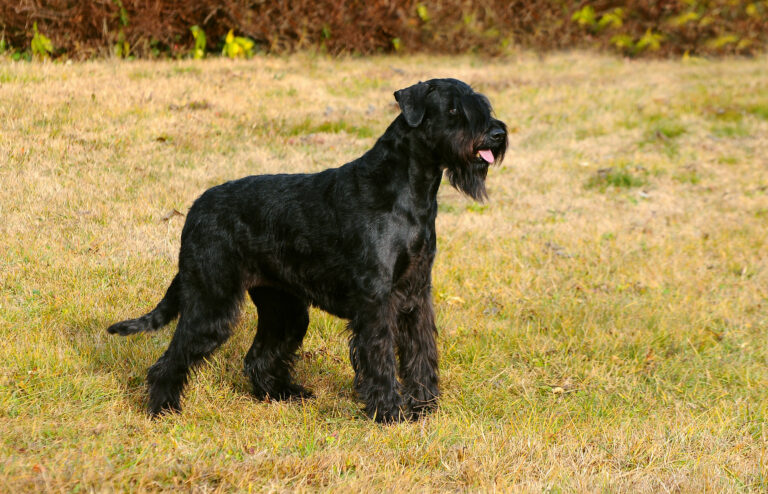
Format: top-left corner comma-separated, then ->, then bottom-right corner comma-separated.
392,221 -> 436,286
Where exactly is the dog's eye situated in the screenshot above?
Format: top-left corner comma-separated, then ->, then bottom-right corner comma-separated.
449,108 -> 458,116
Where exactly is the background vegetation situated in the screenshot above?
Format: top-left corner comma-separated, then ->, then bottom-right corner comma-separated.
1,51 -> 767,491
1,0 -> 768,59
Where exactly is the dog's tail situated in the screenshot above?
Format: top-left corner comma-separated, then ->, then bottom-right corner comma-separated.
107,273 -> 181,336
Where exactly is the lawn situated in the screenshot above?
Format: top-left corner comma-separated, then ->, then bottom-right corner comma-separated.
1,52 -> 767,491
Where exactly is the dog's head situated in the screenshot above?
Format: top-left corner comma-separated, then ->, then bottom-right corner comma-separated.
394,78 -> 507,201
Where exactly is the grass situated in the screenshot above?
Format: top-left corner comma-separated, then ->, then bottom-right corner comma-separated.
585,165 -> 647,191
1,51 -> 767,492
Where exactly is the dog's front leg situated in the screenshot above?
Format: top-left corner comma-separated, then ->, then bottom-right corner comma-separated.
396,285 -> 439,418
349,305 -> 405,423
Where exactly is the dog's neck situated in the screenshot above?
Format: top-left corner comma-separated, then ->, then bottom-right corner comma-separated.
355,116 -> 443,212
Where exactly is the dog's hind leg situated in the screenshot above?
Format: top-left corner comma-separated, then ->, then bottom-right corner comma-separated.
245,287 -> 313,401
146,289 -> 239,416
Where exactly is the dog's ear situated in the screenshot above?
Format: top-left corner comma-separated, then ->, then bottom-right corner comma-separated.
394,81 -> 430,127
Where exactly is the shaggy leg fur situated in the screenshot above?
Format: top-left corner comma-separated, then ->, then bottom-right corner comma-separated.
146,307 -> 236,415
244,287 -> 312,400
396,287 -> 439,418
349,303 -> 405,423
145,269 -> 241,415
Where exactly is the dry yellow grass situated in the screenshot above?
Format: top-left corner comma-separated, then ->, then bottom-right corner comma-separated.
1,52 -> 767,492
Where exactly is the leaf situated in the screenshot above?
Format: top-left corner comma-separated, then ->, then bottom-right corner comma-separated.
598,8 -> 624,30
235,36 -> 254,54
115,0 -> 129,27
222,30 -> 254,59
706,35 -> 739,50
610,34 -> 634,51
637,29 -> 663,52
668,11 -> 699,27
571,6 -> 596,28
161,209 -> 184,221
31,22 -> 54,59
417,4 -> 430,22
190,25 -> 206,59
736,38 -> 753,51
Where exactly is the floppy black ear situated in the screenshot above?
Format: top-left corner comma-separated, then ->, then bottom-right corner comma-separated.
394,81 -> 430,127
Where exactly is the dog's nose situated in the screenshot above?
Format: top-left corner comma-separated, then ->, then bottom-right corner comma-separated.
490,127 -> 506,142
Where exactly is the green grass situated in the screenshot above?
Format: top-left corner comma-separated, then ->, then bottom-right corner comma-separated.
748,103 -> 768,121
585,166 -> 647,191
647,118 -> 687,140
711,123 -> 751,138
1,52 -> 767,492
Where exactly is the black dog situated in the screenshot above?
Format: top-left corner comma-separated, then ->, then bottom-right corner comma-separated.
108,78 -> 507,422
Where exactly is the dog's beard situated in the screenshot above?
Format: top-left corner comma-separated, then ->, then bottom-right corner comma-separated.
441,118 -> 506,202
446,160 -> 489,202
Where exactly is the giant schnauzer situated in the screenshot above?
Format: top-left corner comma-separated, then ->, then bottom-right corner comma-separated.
108,78 -> 507,422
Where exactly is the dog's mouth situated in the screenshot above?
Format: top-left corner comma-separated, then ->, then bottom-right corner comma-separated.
475,149 -> 495,164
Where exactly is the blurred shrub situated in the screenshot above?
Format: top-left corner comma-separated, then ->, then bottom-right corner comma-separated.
221,29 -> 253,58
30,22 -> 53,59
0,1 -> 765,59
190,25 -> 206,59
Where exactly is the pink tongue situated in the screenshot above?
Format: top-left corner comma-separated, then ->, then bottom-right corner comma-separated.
478,149 -> 494,163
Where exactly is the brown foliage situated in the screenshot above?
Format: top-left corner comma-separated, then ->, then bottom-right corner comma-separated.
0,1 -> 766,58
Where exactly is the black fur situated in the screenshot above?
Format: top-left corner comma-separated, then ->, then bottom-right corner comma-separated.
107,78 -> 507,422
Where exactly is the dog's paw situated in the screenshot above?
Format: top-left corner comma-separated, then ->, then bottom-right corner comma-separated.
404,390 -> 438,419
371,406 -> 411,424
275,383 -> 315,401
148,398 -> 182,418
365,395 -> 410,424
253,382 -> 315,402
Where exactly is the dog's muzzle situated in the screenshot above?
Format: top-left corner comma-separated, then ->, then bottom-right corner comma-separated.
475,126 -> 507,164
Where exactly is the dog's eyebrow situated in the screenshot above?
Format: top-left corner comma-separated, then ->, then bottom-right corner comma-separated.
459,94 -> 491,131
